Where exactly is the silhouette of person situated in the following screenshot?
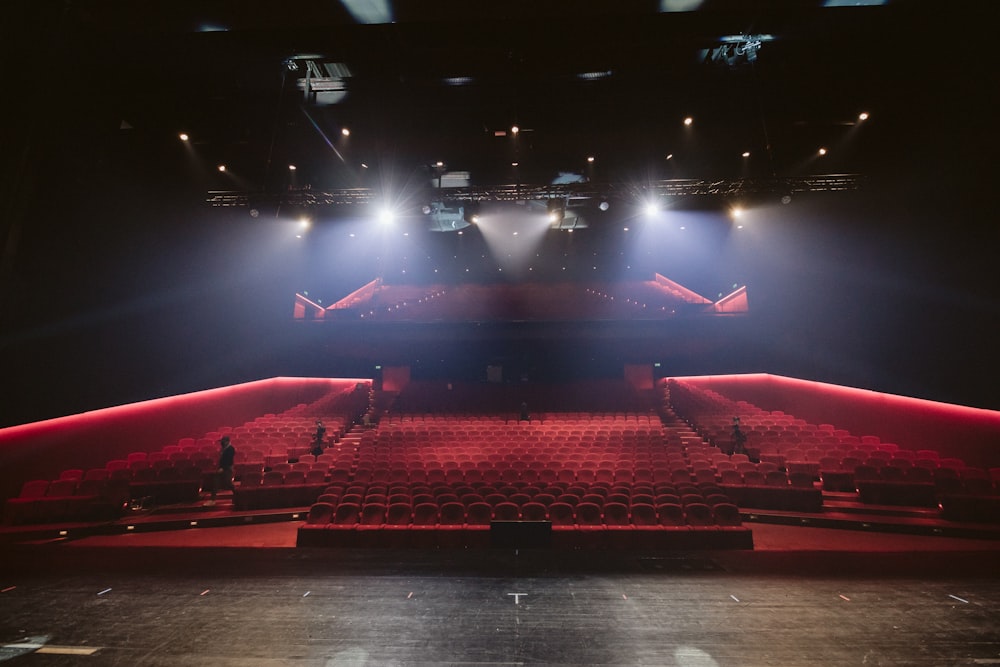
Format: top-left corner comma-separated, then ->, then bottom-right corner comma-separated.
311,420 -> 327,457
731,418 -> 748,456
208,435 -> 236,504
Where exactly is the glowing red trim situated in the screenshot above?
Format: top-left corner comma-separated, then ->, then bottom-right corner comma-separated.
328,278 -> 381,310
713,286 -> 749,313
0,377 -> 370,439
653,273 -> 712,304
669,373 -> 1000,421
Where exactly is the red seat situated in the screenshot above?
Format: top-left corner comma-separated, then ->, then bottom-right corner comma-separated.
465,502 -> 493,526
713,503 -> 742,526
493,502 -> 520,521
656,503 -> 686,527
521,502 -> 548,521
684,502 -> 715,527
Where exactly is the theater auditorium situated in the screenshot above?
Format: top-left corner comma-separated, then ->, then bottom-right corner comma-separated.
1,2 -> 998,665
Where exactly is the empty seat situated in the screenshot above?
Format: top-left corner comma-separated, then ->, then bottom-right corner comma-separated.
713,503 -> 742,526
521,502 -> 548,521
684,502 -> 714,526
305,502 -> 335,525
603,502 -> 630,526
331,502 -> 361,526
411,503 -> 439,526
548,502 -> 576,526
438,502 -> 466,526
465,502 -> 493,525
656,503 -> 686,527
493,502 -> 521,521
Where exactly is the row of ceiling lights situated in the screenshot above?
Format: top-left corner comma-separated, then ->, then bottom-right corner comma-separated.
184,111 -> 869,174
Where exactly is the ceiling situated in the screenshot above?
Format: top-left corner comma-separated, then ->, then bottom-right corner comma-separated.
7,0 -> 933,210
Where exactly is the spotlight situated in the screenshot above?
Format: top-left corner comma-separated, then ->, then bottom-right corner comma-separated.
742,151 -> 750,158
341,128 -> 351,137
178,132 -> 189,142
683,116 -> 693,126
665,154 -> 674,160
730,206 -> 744,219
818,147 -> 827,156
643,201 -> 660,218
288,164 -> 297,171
217,164 -> 227,172
547,199 -> 566,225
598,200 -> 610,212
378,207 -> 396,224
299,217 -> 311,230
511,125 -> 520,135
587,156 -> 595,163
858,111 -> 869,121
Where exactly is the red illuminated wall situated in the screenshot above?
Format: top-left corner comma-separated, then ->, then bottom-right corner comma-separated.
674,374 -> 1000,469
0,377 -> 370,502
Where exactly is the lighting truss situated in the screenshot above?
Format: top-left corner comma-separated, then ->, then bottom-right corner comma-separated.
206,174 -> 863,209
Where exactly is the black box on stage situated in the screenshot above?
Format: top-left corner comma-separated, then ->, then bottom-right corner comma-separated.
490,521 -> 552,548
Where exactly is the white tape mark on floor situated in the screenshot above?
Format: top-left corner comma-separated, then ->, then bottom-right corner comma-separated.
36,646 -> 101,655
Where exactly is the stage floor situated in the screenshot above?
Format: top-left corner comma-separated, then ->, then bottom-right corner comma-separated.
2,537 -> 999,666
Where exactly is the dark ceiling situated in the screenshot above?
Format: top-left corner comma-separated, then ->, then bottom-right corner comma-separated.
5,0 -> 937,198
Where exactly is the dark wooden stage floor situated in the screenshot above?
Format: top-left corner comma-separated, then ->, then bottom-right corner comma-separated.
2,535 -> 999,666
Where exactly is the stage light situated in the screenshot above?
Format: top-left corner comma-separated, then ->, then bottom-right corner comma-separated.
780,194 -> 793,205
644,201 -> 660,218
288,164 -> 297,170
341,128 -> 351,137
683,116 -> 693,126
818,147 -> 827,156
435,161 -> 444,167
587,156 -> 595,163
361,163 -> 369,169
378,207 -> 396,224
299,217 -> 311,230
511,162 -> 519,167
546,199 -> 568,226
742,151 -> 750,158
730,206 -> 744,219
178,132 -> 189,141
511,125 -> 520,135
666,154 -> 674,160
858,111 -> 869,121
217,164 -> 227,172
598,200 -> 610,211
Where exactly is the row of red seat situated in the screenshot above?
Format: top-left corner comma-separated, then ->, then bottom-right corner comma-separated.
297,499 -> 751,549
